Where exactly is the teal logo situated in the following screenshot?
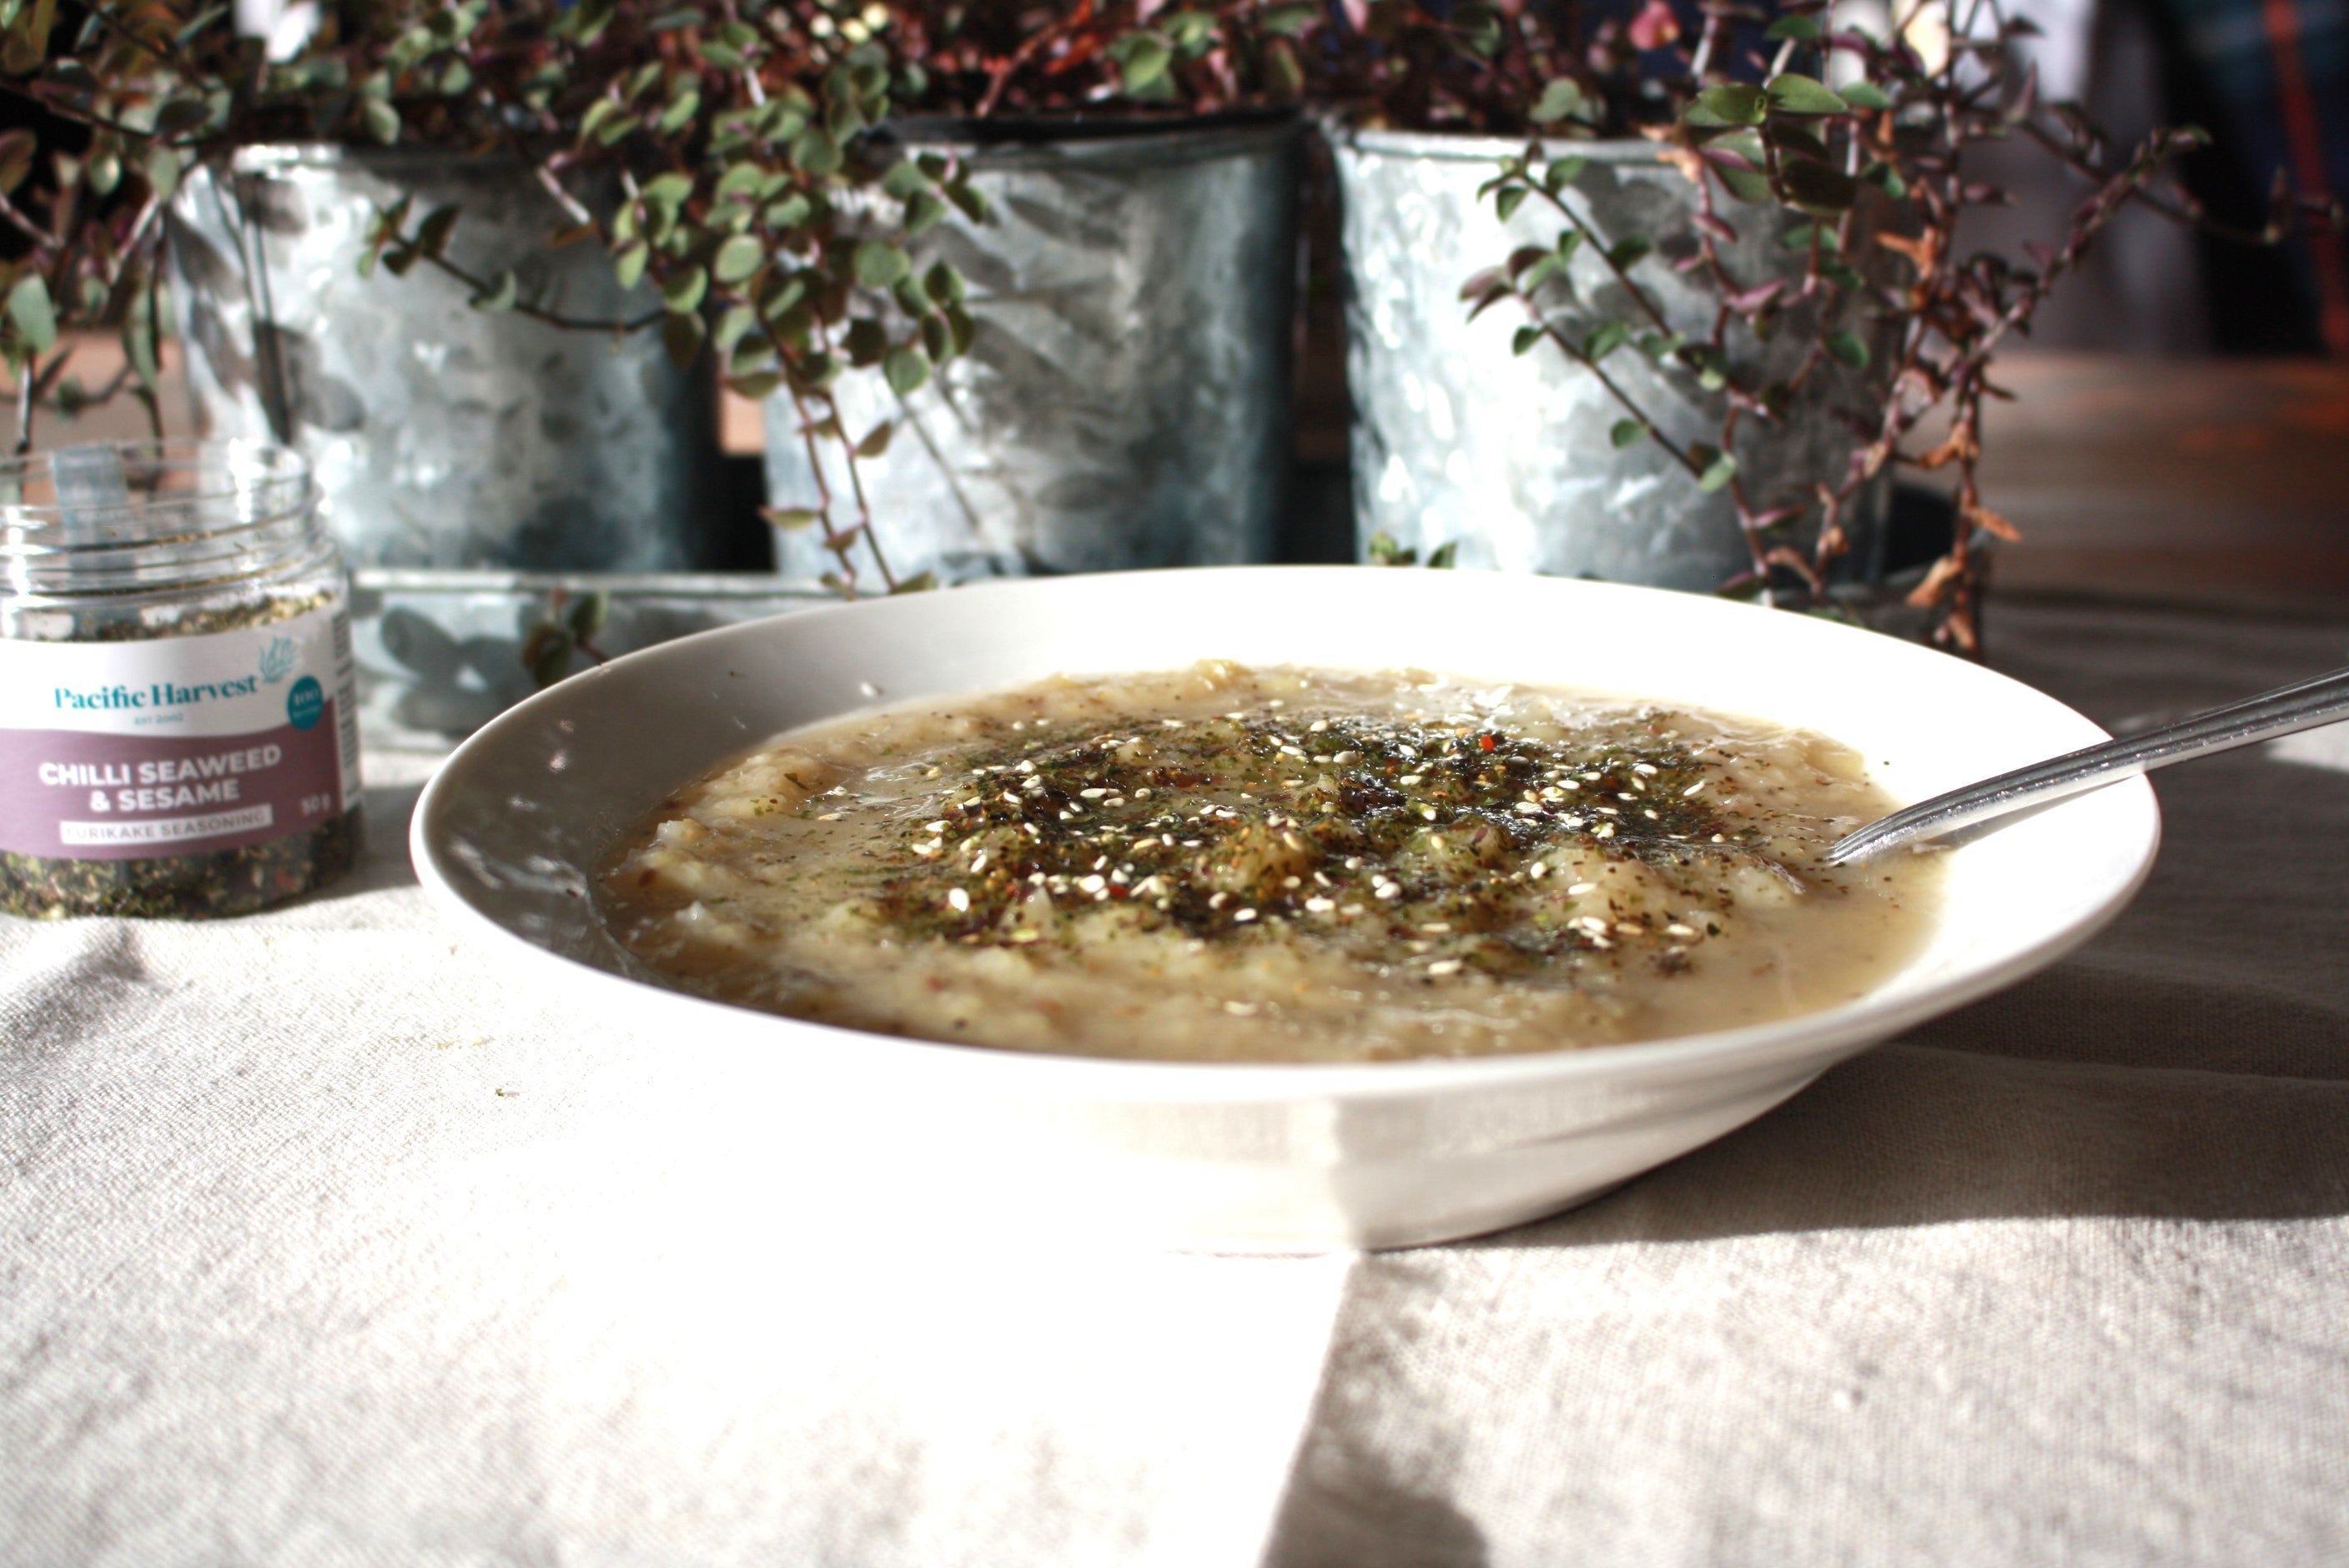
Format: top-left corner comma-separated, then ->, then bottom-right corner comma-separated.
259,636 -> 298,684
286,676 -> 324,731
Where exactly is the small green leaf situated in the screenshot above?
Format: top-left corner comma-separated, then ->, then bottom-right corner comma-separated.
566,590 -> 610,641
1511,324 -> 1543,357
612,241 -> 650,290
1583,320 -> 1631,361
903,190 -> 948,235
0,130 -> 33,195
1780,158 -> 1859,213
1529,78 -> 1588,125
1764,14 -> 1822,38
1115,34 -> 1172,93
1826,329 -> 1871,369
1686,83 -> 1768,128
662,266 -> 708,314
728,370 -> 785,400
470,270 -> 518,312
943,180 -> 990,223
762,505 -> 822,530
1863,161 -> 1909,199
1260,2 -> 1315,34
1606,235 -> 1653,270
923,261 -> 963,306
1691,445 -> 1739,491
884,344 -> 930,396
891,570 -> 939,594
853,241 -> 909,289
661,310 -> 706,368
713,234 -> 764,284
1839,82 -> 1891,111
854,420 -> 893,458
1764,73 -> 1848,116
656,88 -> 702,133
415,204 -> 460,259
641,172 -> 695,209
7,273 -> 54,353
1494,184 -> 1530,222
523,626 -> 574,689
360,98 -> 400,145
843,318 -> 888,364
1543,155 -> 1587,192
943,304 -> 977,355
1610,418 -> 1644,450
1425,541 -> 1459,570
791,126 -> 842,177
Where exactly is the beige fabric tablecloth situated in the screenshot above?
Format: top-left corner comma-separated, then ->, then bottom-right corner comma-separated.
6,596 -> 2347,1566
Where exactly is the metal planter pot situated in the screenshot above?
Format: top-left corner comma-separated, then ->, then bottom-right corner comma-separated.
762,116 -> 1300,585
1333,128 -> 1889,593
169,146 -> 723,572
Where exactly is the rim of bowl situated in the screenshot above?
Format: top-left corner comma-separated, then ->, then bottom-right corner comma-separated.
411,567 -> 2161,1102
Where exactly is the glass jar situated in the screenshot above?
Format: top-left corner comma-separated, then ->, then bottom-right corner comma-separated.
0,441 -> 363,918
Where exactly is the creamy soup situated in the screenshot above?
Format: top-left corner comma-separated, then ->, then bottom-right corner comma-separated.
601,662 -> 1940,1063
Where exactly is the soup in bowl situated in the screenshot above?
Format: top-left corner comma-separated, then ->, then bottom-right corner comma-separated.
412,569 -> 2156,1249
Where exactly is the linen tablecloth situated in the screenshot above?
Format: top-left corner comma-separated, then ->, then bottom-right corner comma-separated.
7,596 -> 2347,1566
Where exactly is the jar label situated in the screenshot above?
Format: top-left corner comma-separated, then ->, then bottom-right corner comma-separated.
0,606 -> 361,862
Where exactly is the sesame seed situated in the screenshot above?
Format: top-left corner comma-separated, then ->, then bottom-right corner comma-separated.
1682,781 -> 1706,797
1426,959 -> 1463,977
970,851 -> 989,872
1305,897 -> 1335,912
1667,922 -> 1698,937
1421,922 -> 1451,933
1225,1000 -> 1258,1015
1400,773 -> 1425,786
1011,929 -> 1040,943
817,812 -> 843,822
1233,907 -> 1258,923
1644,809 -> 1660,820
1078,875 -> 1106,892
1310,719 -> 1331,732
1567,882 -> 1597,895
1420,807 -> 1437,821
1595,822 -> 1616,838
1080,788 -> 1108,799
1515,801 -> 1542,816
1376,883 -> 1402,901
946,888 -> 970,912
1332,750 -> 1362,765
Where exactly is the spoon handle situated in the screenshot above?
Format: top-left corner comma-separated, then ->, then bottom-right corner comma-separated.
1827,663 -> 2349,864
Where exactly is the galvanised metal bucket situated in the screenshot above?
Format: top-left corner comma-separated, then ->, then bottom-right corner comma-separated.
169,146 -> 723,572
1333,128 -> 1889,593
762,116 -> 1300,585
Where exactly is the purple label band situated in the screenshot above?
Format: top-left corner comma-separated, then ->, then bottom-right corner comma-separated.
0,710 -> 344,861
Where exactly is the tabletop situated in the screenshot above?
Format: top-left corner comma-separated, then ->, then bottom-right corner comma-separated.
8,359 -> 2349,1565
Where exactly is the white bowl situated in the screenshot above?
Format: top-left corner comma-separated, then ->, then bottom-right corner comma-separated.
411,568 -> 2158,1251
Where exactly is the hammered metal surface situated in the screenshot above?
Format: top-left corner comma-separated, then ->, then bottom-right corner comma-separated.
1335,129 -> 1887,592
762,119 -> 1299,584
169,147 -> 722,572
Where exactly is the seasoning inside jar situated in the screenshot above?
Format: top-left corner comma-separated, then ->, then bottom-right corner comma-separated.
0,441 -> 363,918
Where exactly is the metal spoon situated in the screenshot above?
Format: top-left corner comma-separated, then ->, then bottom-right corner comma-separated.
1827,663 -> 2349,863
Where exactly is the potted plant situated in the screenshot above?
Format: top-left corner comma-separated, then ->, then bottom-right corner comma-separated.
0,0 -> 987,585
755,0 -> 1312,588
1308,0 -> 2336,650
